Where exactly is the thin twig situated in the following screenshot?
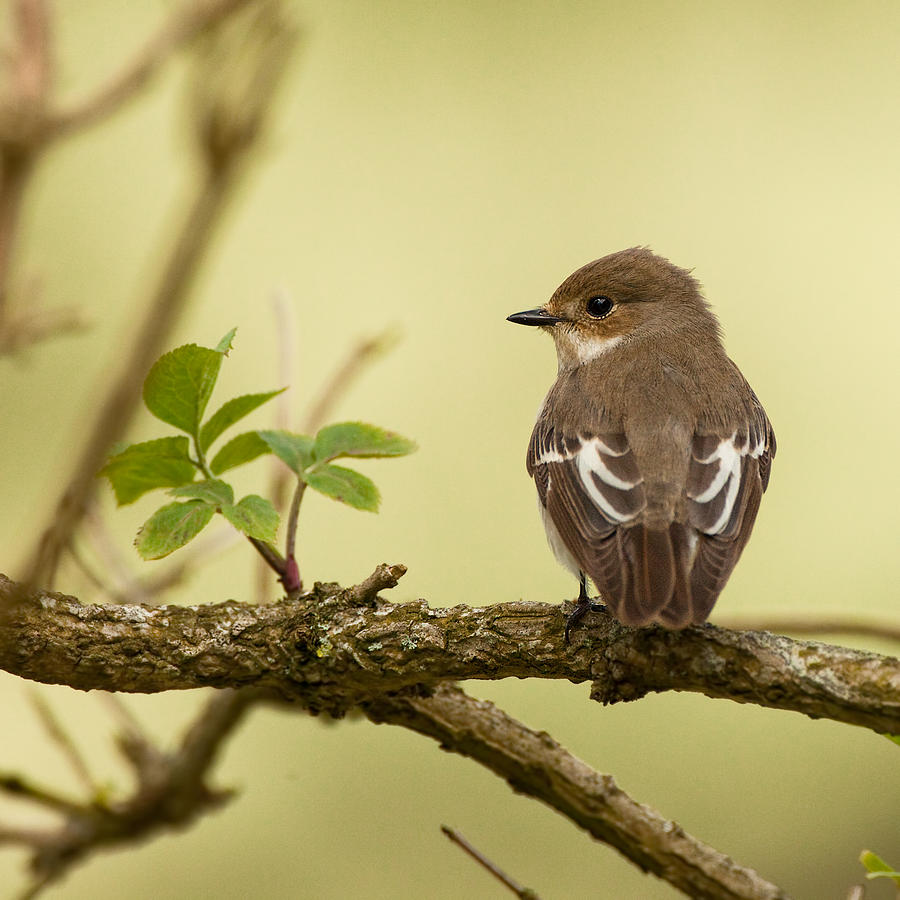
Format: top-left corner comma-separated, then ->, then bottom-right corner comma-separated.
0,150 -> 35,319
0,775 -> 83,817
67,539 -> 116,598
83,505 -> 239,604
267,288 -> 298,512
28,691 -> 98,796
98,693 -> 153,752
301,329 -> 399,433
271,328 -> 398,593
717,614 -> 900,644
441,825 -> 541,899
256,290 -> 297,602
260,325 -> 398,597
0,826 -> 53,847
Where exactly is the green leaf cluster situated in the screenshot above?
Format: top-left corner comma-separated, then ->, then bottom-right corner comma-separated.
257,422 -> 416,512
101,330 -> 416,561
102,330 -> 284,559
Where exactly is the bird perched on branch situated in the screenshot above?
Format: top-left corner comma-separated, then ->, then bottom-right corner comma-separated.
508,248 -> 775,640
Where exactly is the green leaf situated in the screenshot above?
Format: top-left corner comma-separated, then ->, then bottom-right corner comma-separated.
100,437 -> 195,505
210,431 -> 272,475
199,389 -> 285,453
215,328 -> 237,354
143,343 -> 225,436
135,500 -> 215,560
860,850 -> 900,884
170,478 -> 234,507
305,464 -> 380,511
257,430 -> 314,474
221,494 -> 279,542
883,733 -> 900,746
313,422 -> 417,463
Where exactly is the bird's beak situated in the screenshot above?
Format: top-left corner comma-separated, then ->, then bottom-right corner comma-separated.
506,307 -> 562,327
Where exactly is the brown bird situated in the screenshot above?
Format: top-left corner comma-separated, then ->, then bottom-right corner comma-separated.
508,248 -> 775,638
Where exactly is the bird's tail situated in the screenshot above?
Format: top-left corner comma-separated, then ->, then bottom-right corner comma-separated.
604,523 -> 699,628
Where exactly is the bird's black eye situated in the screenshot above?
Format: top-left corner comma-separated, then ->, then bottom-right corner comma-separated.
586,295 -> 614,319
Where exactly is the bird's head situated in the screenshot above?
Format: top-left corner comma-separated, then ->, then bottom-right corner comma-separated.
507,247 -> 720,372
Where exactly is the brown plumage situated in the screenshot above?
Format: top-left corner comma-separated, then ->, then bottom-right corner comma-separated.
509,248 -> 775,634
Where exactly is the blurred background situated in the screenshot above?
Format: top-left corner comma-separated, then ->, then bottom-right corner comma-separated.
2,1 -> 900,897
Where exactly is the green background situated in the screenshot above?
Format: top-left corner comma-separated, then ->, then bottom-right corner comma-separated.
2,1 -> 899,897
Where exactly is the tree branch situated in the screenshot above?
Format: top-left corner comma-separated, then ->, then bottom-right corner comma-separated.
1,571 -> 897,733
3,688 -> 258,897
369,685 -> 789,900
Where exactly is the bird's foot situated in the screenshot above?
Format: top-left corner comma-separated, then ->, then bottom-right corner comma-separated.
564,597 -> 607,644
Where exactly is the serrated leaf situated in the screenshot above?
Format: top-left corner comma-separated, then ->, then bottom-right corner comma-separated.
221,494 -> 279,542
860,851 -> 900,884
143,343 -> 225,435
199,389 -> 285,452
305,464 -> 380,511
170,478 -> 234,507
210,431 -> 272,474
313,422 -> 417,463
135,500 -> 214,560
101,437 -> 195,505
215,327 -> 237,354
257,430 -> 314,474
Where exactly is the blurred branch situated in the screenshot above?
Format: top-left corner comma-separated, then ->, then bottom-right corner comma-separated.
716,614 -> 900,644
373,686 -> 788,900
441,825 -> 541,900
27,691 -> 98,796
42,0 -> 256,141
301,329 -> 399,433
3,689 -> 258,899
1,571 -> 898,734
21,1 -> 298,586
0,0 -> 256,354
80,503 -> 239,605
0,0 -> 51,333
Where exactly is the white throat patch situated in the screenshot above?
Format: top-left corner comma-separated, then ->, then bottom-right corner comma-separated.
556,331 -> 624,369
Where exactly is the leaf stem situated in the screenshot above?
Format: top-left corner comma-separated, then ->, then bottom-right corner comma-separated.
192,435 -> 214,479
247,537 -> 286,578
192,433 -> 287,582
282,478 -> 307,592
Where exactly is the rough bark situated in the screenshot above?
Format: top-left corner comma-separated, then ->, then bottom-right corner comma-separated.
2,570 -> 898,733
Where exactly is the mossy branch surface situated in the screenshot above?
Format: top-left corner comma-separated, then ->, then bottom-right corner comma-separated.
1,570 -> 897,733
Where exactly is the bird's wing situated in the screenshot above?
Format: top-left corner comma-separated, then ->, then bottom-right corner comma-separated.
528,397 -> 775,628
684,398 -> 776,620
527,421 -> 646,610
